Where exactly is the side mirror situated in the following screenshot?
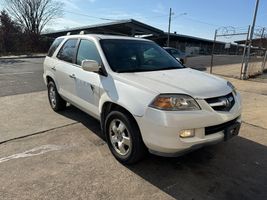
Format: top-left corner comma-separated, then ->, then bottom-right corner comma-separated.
81,60 -> 100,72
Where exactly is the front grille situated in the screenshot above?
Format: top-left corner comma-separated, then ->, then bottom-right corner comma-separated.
205,93 -> 235,111
205,117 -> 239,135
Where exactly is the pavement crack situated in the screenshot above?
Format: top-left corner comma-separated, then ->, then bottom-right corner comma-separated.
0,122 -> 79,145
242,121 -> 267,130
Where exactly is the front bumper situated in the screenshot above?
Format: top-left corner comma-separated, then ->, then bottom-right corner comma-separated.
135,92 -> 242,156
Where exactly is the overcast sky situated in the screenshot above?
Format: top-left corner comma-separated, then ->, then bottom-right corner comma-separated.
1,0 -> 267,40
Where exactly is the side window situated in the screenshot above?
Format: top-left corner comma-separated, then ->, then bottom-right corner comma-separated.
57,39 -> 78,63
47,38 -> 64,57
76,39 -> 101,65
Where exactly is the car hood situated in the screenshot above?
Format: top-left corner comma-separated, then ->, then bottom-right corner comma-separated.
114,68 -> 231,99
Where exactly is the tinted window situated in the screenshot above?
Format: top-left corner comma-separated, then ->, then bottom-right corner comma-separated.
165,49 -> 171,54
76,40 -> 101,65
47,38 -> 64,57
171,49 -> 180,55
170,49 -> 181,57
57,39 -> 78,63
101,39 -> 183,73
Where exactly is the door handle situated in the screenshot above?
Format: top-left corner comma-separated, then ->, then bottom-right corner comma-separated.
51,66 -> 56,71
69,74 -> 76,79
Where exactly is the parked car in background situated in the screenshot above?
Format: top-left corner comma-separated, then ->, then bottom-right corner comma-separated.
163,47 -> 187,64
43,34 -> 242,164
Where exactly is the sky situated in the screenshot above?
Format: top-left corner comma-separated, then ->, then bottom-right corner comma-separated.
1,0 -> 267,41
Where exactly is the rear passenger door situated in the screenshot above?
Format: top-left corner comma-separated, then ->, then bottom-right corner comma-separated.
74,39 -> 103,117
55,38 -> 79,102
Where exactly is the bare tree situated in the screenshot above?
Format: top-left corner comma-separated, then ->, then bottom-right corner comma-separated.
3,0 -> 63,36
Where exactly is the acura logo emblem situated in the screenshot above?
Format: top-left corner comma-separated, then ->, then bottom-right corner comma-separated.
219,96 -> 233,108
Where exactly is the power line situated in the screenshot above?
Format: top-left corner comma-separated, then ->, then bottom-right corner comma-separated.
64,10 -> 120,21
172,12 -> 187,20
149,14 -> 169,18
181,16 -> 258,32
182,16 -> 220,27
64,10 -> 170,21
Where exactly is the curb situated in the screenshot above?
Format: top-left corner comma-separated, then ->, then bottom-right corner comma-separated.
0,55 -> 46,59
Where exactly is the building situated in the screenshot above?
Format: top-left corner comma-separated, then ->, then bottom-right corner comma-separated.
42,19 -> 243,55
42,19 -> 164,38
235,38 -> 267,49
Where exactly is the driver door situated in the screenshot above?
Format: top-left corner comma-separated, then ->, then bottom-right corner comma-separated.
73,39 -> 103,118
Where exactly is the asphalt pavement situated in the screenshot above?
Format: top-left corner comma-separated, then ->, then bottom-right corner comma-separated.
185,55 -> 264,69
0,92 -> 267,200
0,58 -> 46,97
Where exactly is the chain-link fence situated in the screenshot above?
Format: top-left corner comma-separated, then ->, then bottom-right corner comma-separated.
246,48 -> 267,77
209,26 -> 267,79
209,27 -> 249,78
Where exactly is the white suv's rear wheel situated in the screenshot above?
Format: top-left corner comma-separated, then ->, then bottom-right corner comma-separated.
105,110 -> 147,164
47,81 -> 66,111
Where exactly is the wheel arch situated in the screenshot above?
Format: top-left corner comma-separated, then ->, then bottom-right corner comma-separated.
46,75 -> 54,85
100,101 -> 142,139
45,73 -> 60,92
102,101 -> 147,164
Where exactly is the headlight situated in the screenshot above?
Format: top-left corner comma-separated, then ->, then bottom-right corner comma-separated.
149,94 -> 201,111
227,81 -> 237,95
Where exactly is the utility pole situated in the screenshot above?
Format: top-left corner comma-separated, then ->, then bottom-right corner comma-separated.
240,26 -> 251,79
260,27 -> 265,48
167,8 -> 173,47
242,0 -> 260,79
210,29 -> 217,74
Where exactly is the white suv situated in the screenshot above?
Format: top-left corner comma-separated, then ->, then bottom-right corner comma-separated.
43,34 -> 242,164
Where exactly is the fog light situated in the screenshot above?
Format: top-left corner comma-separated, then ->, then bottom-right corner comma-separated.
179,129 -> 195,138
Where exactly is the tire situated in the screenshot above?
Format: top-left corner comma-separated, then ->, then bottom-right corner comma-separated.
47,81 -> 66,111
105,110 -> 147,164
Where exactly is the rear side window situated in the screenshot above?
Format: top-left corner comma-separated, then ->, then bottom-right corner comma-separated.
57,39 -> 78,63
47,38 -> 64,57
76,39 -> 101,65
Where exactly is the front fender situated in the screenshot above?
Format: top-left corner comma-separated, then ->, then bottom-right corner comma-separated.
98,77 -> 157,117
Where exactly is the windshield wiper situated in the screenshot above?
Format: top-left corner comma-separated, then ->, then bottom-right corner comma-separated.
116,67 -> 182,73
148,67 -> 182,71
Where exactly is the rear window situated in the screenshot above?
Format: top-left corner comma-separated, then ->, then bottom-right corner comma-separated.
47,38 -> 64,57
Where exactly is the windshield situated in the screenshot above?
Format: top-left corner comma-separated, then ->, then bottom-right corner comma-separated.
171,49 -> 182,57
100,39 -> 184,73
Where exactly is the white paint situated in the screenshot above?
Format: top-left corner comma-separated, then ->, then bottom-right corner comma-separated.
0,145 -> 64,164
0,72 -> 34,76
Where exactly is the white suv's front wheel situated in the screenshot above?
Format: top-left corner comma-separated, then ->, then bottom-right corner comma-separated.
105,110 -> 146,164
